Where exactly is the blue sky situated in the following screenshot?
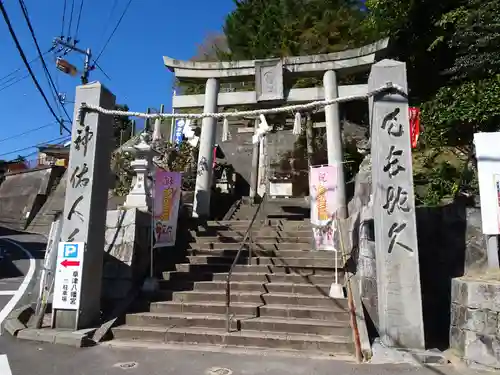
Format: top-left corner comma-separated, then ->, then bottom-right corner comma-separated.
0,0 -> 235,162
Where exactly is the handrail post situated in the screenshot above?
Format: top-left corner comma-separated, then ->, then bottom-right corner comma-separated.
248,230 -> 252,266
225,273 -> 231,332
224,192 -> 267,334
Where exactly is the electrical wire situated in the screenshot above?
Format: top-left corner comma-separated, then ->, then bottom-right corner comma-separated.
13,136 -> 70,164
0,51 -> 48,84
61,0 -> 67,38
0,2 -> 71,134
0,73 -> 29,91
74,0 -> 84,41
94,0 -> 133,64
0,122 -> 58,144
0,136 -> 71,158
67,0 -> 75,39
0,72 -> 28,87
18,0 -> 72,124
101,0 -> 118,39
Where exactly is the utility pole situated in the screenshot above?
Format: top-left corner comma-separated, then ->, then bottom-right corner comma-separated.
52,37 -> 93,85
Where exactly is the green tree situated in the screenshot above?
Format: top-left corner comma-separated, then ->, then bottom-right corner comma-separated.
364,0 -> 500,204
113,104 -> 133,149
224,0 -> 368,59
418,0 -> 500,202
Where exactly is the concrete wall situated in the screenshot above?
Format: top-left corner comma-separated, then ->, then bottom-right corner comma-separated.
0,166 -> 64,231
101,208 -> 151,312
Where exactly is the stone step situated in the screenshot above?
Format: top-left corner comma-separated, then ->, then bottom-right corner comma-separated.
170,290 -> 348,308
125,312 -> 351,336
193,230 -> 313,238
186,255 -> 343,268
195,236 -> 311,244
205,220 -> 283,226
190,281 -> 331,296
175,263 -> 337,275
162,271 -> 340,284
186,248 -> 341,259
239,317 -> 352,336
111,326 -> 354,354
150,301 -> 261,316
149,300 -> 349,321
279,224 -> 313,230
172,290 -> 263,304
189,243 -> 313,251
259,304 -> 350,321
211,272 -> 339,284
125,312 -> 247,330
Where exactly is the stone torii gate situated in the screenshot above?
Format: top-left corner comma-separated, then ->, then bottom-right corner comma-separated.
163,38 -> 389,218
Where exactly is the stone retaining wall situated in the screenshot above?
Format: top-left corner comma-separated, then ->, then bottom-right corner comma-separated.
450,277 -> 500,369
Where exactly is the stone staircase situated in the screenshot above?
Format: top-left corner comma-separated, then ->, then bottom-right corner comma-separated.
112,218 -> 353,356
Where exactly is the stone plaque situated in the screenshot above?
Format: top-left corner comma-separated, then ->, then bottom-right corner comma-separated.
369,60 -> 425,349
255,58 -> 284,102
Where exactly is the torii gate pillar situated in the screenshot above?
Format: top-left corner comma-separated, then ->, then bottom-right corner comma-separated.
193,78 -> 219,218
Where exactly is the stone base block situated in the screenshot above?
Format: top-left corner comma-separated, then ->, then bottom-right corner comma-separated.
450,276 -> 500,370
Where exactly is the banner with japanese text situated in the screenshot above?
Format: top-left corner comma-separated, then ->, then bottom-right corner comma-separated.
309,165 -> 339,251
153,170 -> 181,247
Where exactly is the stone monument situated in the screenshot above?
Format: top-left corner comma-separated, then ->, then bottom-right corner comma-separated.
53,82 -> 115,330
369,60 -> 425,349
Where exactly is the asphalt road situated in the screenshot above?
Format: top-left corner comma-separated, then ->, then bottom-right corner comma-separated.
0,333 -> 488,375
0,229 -> 46,375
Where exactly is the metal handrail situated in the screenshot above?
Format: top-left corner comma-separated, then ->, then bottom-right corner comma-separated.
225,193 -> 267,332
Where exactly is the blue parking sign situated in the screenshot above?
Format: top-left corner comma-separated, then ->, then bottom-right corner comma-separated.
63,243 -> 78,258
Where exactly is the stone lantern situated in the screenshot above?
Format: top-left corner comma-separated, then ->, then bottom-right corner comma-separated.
124,132 -> 158,212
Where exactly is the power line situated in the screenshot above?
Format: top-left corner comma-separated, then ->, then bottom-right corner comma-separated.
0,51 -> 48,84
0,122 -> 58,144
100,0 -> 119,40
0,136 -> 71,158
94,0 -> 133,64
0,1 -> 71,134
61,0 -> 67,37
67,0 -> 75,38
0,73 -> 29,91
74,0 -> 84,41
18,0 -> 72,124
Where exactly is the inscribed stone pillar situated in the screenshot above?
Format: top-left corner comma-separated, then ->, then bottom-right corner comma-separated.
323,70 -> 347,218
369,60 -> 425,349
193,78 -> 219,218
54,82 -> 115,329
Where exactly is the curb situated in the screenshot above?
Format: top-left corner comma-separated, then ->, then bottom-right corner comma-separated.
1,304 -> 95,348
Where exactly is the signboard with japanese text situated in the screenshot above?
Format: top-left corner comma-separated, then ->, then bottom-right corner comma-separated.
153,170 -> 181,247
53,242 -> 84,310
309,165 -> 339,251
173,119 -> 185,144
474,132 -> 500,234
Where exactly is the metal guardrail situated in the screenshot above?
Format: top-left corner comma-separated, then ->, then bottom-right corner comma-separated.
225,193 -> 267,332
